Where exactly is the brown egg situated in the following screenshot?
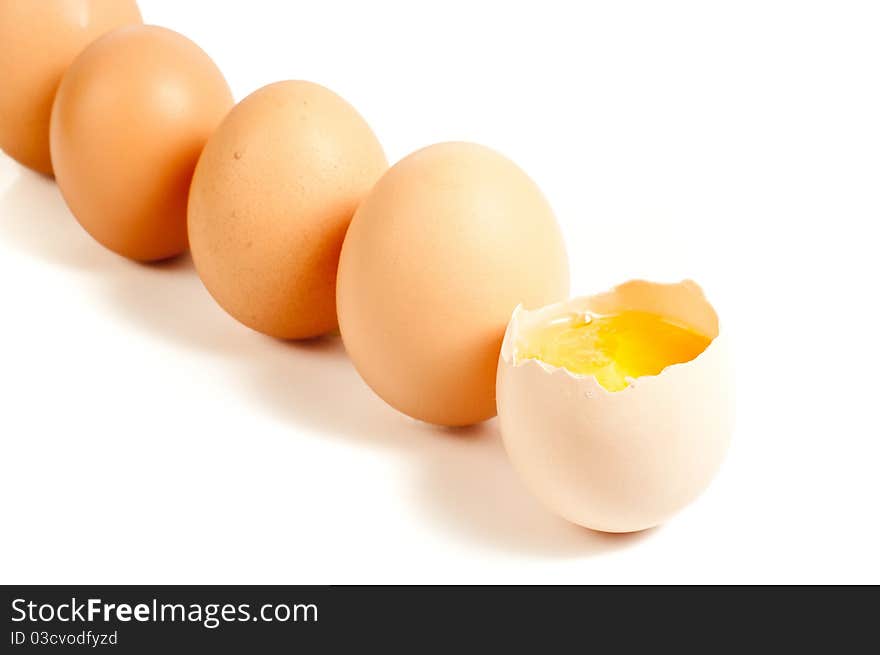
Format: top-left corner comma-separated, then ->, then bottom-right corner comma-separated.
50,25 -> 233,261
337,142 -> 570,427
0,0 -> 142,175
188,81 -> 387,339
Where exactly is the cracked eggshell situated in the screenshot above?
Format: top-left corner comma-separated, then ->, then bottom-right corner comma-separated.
496,279 -> 733,533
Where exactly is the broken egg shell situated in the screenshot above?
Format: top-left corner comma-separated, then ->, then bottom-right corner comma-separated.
496,279 -> 733,533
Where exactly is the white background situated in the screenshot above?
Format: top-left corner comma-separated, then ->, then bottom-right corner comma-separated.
1,0 -> 878,584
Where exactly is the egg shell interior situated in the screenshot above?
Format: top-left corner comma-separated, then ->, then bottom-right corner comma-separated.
497,280 -> 732,533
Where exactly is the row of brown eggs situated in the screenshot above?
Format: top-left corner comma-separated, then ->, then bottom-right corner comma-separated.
1,1 -> 568,427
0,1 -> 730,534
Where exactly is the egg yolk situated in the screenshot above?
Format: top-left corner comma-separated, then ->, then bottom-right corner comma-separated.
516,310 -> 712,391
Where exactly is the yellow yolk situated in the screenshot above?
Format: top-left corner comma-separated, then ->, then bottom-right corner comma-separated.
516,310 -> 712,391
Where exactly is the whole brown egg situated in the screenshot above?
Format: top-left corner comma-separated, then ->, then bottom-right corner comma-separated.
188,81 -> 387,339
50,25 -> 233,261
337,142 -> 570,427
0,0 -> 142,175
